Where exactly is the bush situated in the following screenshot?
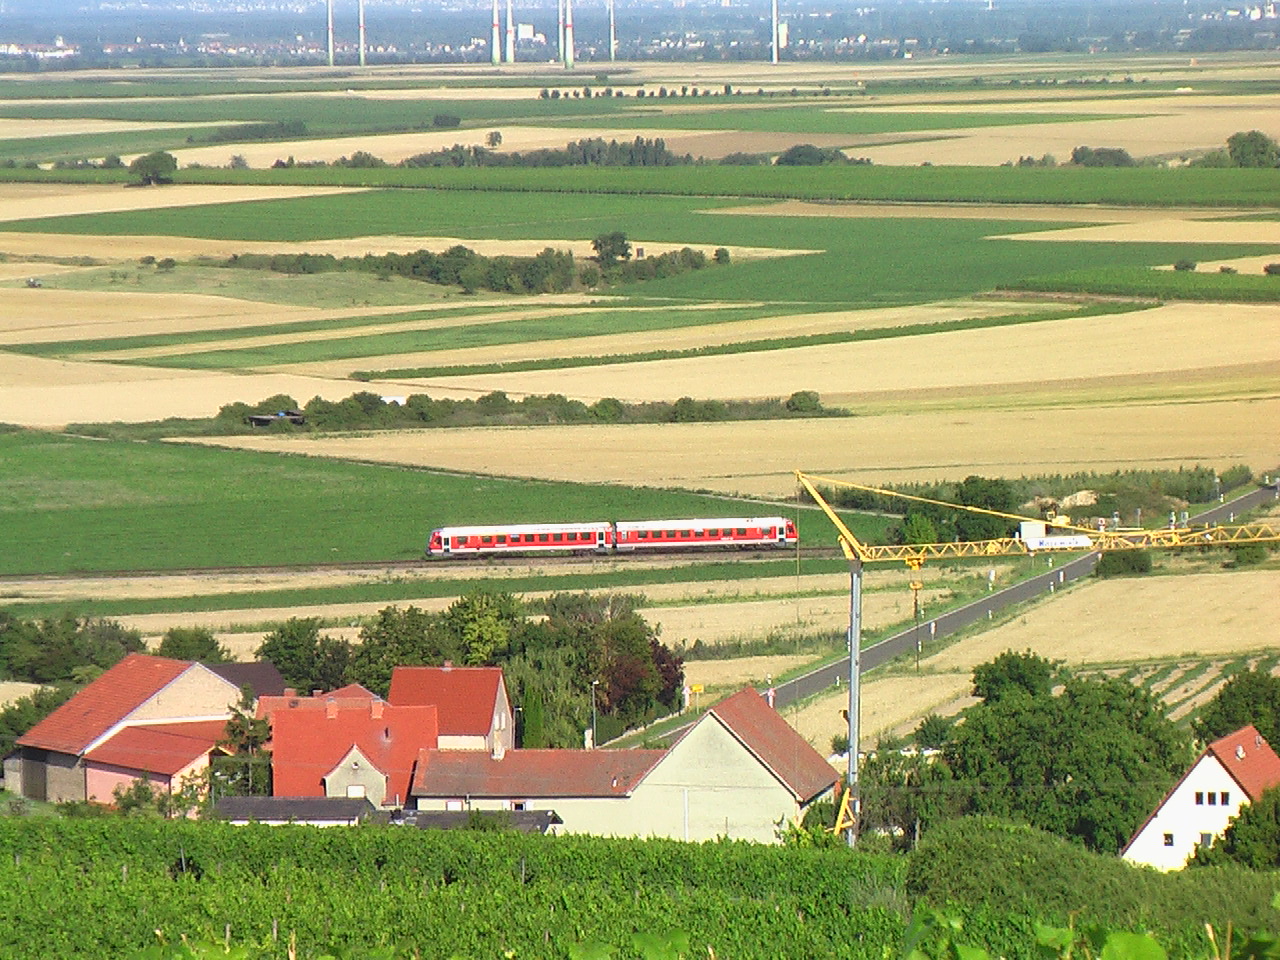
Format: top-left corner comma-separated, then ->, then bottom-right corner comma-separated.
432,114 -> 462,128
1173,258 -> 1197,272
906,816 -> 1280,949
1228,544 -> 1268,567
1094,550 -> 1153,577
1265,263 -> 1280,276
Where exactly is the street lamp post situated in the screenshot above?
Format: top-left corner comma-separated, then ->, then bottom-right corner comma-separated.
591,679 -> 599,749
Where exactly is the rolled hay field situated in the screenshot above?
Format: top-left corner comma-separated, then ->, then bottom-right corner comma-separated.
788,567 -> 1280,751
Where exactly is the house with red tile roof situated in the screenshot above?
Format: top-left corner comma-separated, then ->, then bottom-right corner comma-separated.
1122,725 -> 1280,870
84,720 -> 230,803
269,698 -> 439,808
256,683 -> 378,720
388,665 -> 513,754
7,653 -> 244,804
411,688 -> 838,842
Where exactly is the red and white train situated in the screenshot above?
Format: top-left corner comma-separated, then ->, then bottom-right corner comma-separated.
426,517 -> 798,557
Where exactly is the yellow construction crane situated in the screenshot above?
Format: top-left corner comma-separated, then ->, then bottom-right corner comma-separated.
794,471 -> 1280,844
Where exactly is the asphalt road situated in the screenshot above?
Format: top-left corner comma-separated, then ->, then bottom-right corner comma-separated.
767,476 -> 1279,713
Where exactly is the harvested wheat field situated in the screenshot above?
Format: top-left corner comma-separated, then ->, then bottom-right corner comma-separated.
788,568 -> 1280,750
404,302 -> 1280,404
0,681 -> 41,710
999,220 -> 1280,244
185,394 -> 1280,497
281,298 -> 1035,379
649,588 -> 949,649
0,183 -> 361,226
924,569 -> 1280,670
0,368 -> 464,429
787,672 -> 978,752
160,125 -> 733,170
684,655 -> 817,693
846,95 -> 1280,165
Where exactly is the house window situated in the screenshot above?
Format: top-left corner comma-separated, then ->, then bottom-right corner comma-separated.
445,800 -> 463,811
1220,791 -> 1230,805
1199,833 -> 1213,848
1208,793 -> 1216,805
1163,833 -> 1174,847
346,784 -> 366,799
1194,791 -> 1203,805
510,800 -> 527,811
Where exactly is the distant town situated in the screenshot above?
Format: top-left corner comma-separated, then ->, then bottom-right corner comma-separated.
1,0 -> 1277,70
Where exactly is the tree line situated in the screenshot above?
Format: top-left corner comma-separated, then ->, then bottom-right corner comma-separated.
257,591 -> 683,749
214,388 -> 838,435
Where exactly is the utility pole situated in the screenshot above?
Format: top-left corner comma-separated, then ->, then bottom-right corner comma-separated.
844,557 -> 862,847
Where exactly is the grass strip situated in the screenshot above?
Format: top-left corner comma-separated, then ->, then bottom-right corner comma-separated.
3,556 -> 854,620
6,303 -> 505,358
356,301 -> 1151,379
1003,266 -> 1280,301
4,164 -> 1280,208
113,303 -> 825,370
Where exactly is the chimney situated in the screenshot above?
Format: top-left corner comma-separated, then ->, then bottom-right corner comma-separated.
312,689 -> 323,697
283,687 -> 296,697
442,661 -> 453,671
371,700 -> 384,720
326,699 -> 338,719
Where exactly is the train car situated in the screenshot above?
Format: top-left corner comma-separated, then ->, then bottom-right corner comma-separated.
612,517 -> 798,552
427,522 -> 614,557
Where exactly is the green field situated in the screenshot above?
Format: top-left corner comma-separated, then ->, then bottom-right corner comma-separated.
0,432 -> 884,575
11,190 -> 1276,312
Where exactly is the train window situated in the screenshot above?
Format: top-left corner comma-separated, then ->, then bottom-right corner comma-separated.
496,536 -> 506,544
539,534 -> 549,543
456,536 -> 468,544
709,529 -> 720,536
737,528 -> 747,536
638,531 -> 648,539
553,533 -> 563,542
681,530 -> 691,538
482,536 -> 492,544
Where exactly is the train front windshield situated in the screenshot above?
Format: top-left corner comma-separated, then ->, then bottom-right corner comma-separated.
427,530 -> 444,554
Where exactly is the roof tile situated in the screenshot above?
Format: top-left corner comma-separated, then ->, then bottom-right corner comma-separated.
388,666 -> 504,737
411,748 -> 666,798
17,653 -> 193,755
84,721 -> 228,777
1207,725 -> 1280,803
706,688 -> 839,803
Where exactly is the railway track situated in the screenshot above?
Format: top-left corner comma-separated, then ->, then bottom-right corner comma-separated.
0,545 -> 841,583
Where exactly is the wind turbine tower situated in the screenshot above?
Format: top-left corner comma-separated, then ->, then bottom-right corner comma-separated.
358,0 -> 366,66
326,0 -> 335,66
505,0 -> 515,62
558,0 -> 565,64
563,0 -> 574,68
491,0 -> 501,64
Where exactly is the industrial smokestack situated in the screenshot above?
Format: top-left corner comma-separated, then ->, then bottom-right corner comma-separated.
564,0 -> 574,68
358,0 -> 366,66
326,0 -> 334,66
771,0 -> 779,64
491,0 -> 500,64
505,0 -> 515,62
608,0 -> 616,61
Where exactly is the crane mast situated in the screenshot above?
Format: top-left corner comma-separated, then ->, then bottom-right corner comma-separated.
794,471 -> 1280,845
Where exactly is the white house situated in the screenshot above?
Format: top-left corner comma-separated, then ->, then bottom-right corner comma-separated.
1122,725 -> 1280,870
410,688 -> 839,843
